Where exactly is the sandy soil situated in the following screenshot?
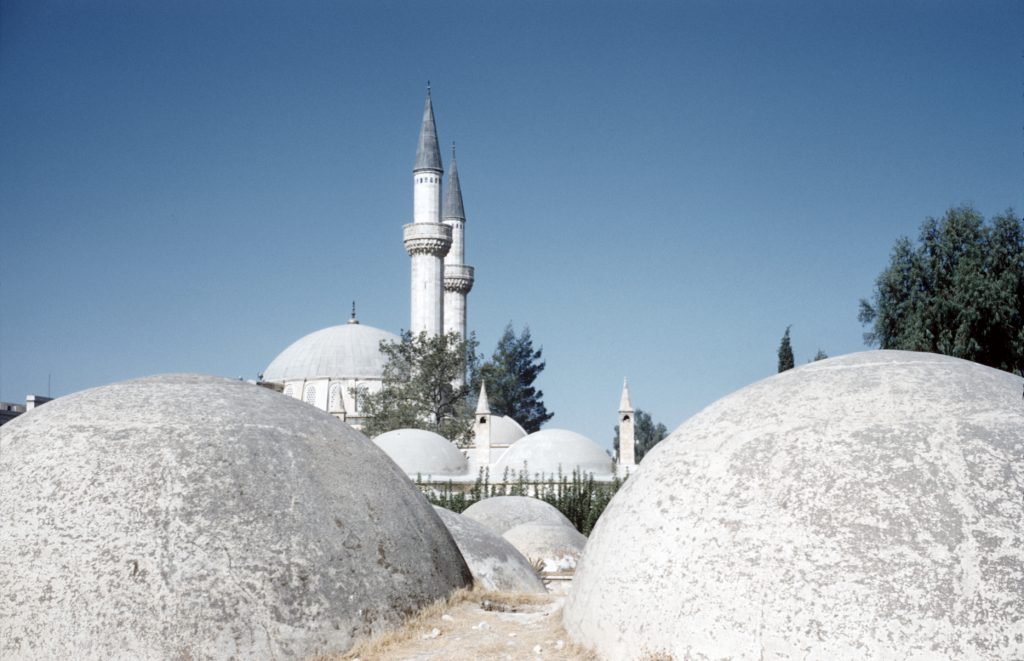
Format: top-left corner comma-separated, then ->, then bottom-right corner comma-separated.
327,588 -> 596,661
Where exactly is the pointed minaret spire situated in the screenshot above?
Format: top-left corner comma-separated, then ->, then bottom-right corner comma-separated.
619,378 -> 634,412
475,381 -> 491,415
414,84 -> 443,173
443,143 -> 465,221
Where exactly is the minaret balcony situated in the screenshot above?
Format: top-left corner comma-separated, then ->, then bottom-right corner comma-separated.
444,264 -> 475,294
403,223 -> 452,257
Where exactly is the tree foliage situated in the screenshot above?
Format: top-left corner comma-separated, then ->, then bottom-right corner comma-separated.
777,326 -> 795,372
359,331 -> 477,444
476,323 -> 553,433
612,408 -> 669,463
859,206 -> 1024,375
812,349 -> 829,362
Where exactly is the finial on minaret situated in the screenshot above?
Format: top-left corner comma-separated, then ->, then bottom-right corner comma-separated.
347,301 -> 360,324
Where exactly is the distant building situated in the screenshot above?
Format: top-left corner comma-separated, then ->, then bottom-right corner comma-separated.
0,395 -> 52,427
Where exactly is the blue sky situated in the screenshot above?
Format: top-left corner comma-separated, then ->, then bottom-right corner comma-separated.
2,1 -> 1021,447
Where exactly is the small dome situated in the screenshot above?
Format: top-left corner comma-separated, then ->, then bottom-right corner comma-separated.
490,415 -> 527,445
263,323 -> 399,382
462,496 -> 573,536
0,374 -> 471,659
433,506 -> 546,593
373,429 -> 469,477
493,429 -> 612,477
564,351 -> 1024,660
503,521 -> 587,575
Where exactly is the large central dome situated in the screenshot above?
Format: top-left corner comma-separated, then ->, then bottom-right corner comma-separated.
264,323 -> 399,382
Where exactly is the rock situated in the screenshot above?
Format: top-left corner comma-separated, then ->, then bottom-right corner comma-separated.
461,496 -> 573,535
433,506 -> 546,593
0,374 -> 472,660
564,351 -> 1024,660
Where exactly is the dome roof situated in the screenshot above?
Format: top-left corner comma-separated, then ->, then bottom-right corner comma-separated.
494,428 -> 612,477
373,429 -> 469,477
0,373 -> 471,659
462,495 -> 574,536
564,351 -> 1024,660
263,323 -> 399,382
490,415 -> 527,445
503,521 -> 587,575
433,506 -> 546,593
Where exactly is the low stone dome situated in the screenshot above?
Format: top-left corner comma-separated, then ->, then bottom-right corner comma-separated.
564,351 -> 1024,660
0,374 -> 471,659
373,428 -> 469,477
263,323 -> 399,382
462,496 -> 574,536
433,507 -> 546,593
503,521 -> 587,575
490,415 -> 527,445
493,429 -> 612,478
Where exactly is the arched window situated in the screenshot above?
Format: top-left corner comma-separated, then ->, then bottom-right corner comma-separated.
328,383 -> 343,412
353,384 -> 369,413
304,385 -> 317,406
283,384 -> 295,398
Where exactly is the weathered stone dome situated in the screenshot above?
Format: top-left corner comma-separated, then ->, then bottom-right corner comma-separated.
374,428 -> 469,477
0,374 -> 471,660
503,521 -> 587,575
462,496 -> 574,535
493,429 -> 612,478
564,351 -> 1024,660
263,323 -> 399,382
433,507 -> 546,593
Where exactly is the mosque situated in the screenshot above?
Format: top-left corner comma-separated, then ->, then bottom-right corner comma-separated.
261,88 -> 636,481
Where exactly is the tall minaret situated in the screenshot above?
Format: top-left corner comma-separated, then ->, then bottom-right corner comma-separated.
618,378 -> 636,468
443,143 -> 474,339
403,86 -> 452,336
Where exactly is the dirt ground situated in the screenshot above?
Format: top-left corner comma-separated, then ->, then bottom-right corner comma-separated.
328,588 -> 597,661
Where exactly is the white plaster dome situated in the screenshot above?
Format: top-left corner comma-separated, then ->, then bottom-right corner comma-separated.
564,351 -> 1024,660
490,415 -> 527,445
373,428 -> 469,477
0,374 -> 471,659
493,428 -> 612,477
462,495 -> 574,536
263,322 -> 399,382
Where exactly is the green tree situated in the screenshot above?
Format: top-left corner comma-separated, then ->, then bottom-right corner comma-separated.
812,349 -> 829,362
476,323 -> 553,432
612,409 -> 669,463
359,331 -> 478,444
777,326 -> 795,372
859,206 -> 1024,375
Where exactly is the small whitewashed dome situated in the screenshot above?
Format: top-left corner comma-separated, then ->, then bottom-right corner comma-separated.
503,521 -> 587,575
433,506 -> 546,593
0,374 -> 471,659
263,323 -> 399,382
490,415 -> 527,445
462,496 -> 574,536
493,428 -> 612,477
564,351 -> 1024,660
373,429 -> 469,477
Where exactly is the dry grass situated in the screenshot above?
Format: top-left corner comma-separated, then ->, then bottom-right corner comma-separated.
314,584 -> 596,661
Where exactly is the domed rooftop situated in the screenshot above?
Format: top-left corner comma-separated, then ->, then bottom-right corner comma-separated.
0,373 -> 471,659
494,429 -> 612,477
373,428 -> 469,477
263,322 -> 399,382
462,496 -> 574,536
490,414 -> 527,445
503,521 -> 587,575
564,351 -> 1024,660
433,506 -> 546,593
